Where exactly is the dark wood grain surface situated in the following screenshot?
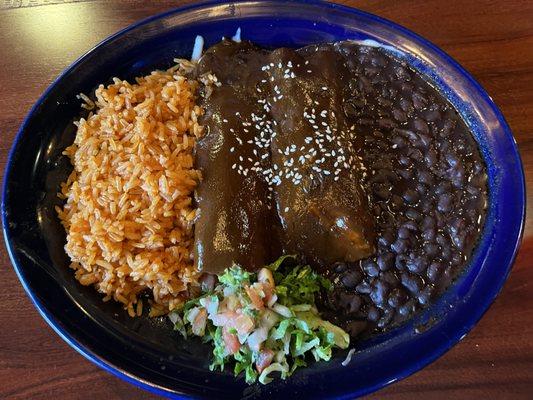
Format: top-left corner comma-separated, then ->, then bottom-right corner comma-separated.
0,1 -> 532,399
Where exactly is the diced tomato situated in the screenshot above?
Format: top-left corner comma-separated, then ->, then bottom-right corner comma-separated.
245,285 -> 264,310
211,311 -> 238,327
222,327 -> 241,355
234,312 -> 254,335
255,349 -> 275,373
191,308 -> 207,336
261,282 -> 277,308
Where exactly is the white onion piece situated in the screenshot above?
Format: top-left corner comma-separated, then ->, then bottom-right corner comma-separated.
191,35 -> 204,61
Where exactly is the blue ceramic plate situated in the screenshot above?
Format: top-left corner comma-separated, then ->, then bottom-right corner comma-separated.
2,1 -> 525,399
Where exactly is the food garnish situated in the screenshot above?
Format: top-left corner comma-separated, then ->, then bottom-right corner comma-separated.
169,256 -> 349,384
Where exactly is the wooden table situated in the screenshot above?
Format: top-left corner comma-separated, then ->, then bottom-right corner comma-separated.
0,1 -> 531,398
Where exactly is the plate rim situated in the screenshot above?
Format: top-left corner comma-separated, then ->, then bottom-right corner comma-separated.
1,0 -> 526,398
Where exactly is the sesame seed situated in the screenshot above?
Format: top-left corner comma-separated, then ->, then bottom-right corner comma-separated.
284,207 -> 289,212
231,163 -> 236,169
230,147 -> 235,152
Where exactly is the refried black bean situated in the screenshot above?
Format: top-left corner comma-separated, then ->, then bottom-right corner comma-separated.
320,45 -> 487,337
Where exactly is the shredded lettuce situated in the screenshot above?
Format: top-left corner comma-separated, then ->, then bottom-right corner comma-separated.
169,256 -> 350,385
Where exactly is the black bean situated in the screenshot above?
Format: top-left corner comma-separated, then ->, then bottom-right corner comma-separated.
440,119 -> 455,137
445,152 -> 460,167
362,260 -> 380,277
449,217 -> 465,235
466,184 -> 481,196
377,252 -> 395,271
426,262 -> 443,283
420,216 -> 435,230
449,165 -> 466,188
437,193 -> 453,213
413,118 -> 429,134
401,273 -> 424,294
451,231 -> 466,250
378,118 -> 396,129
388,287 -> 408,307
409,147 -> 424,161
412,92 -> 428,110
424,148 -> 438,167
399,98 -> 414,114
417,285 -> 434,306
378,229 -> 396,247
422,227 -> 436,242
340,270 -> 363,289
451,252 -> 464,266
441,246 -> 452,261
391,238 -> 409,254
377,308 -> 395,328
403,188 -> 420,204
397,227 -> 412,240
420,200 -> 433,214
371,55 -> 387,67
355,281 -> 371,294
367,306 -> 380,322
399,155 -> 411,166
334,262 -> 348,273
380,270 -> 400,286
417,134 -> 432,149
423,243 -> 439,258
402,221 -> 418,231
395,254 -> 409,270
395,66 -> 411,80
424,109 -> 442,122
418,170 -> 434,185
393,108 -> 407,122
406,208 -> 422,221
399,169 -> 414,180
407,256 -> 427,274
435,181 -> 452,196
370,281 -> 390,305
436,233 -> 448,247
398,299 -> 417,317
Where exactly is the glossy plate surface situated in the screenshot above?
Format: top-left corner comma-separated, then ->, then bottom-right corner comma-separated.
1,1 -> 525,399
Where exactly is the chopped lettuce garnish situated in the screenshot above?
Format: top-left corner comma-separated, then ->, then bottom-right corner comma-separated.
169,256 -> 350,385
